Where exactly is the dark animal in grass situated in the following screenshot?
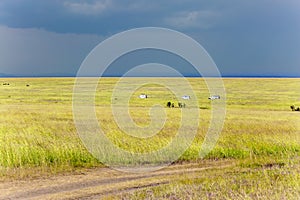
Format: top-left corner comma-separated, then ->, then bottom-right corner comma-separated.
290,105 -> 295,111
167,101 -> 171,108
26,84 -> 30,87
171,103 -> 175,108
178,102 -> 186,108
291,105 -> 300,111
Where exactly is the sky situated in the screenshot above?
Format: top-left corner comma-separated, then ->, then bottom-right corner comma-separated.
0,0 -> 299,77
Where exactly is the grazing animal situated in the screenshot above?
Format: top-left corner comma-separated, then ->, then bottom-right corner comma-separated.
209,95 -> 220,100
182,95 -> 190,100
290,105 -> 300,111
290,105 -> 295,111
139,94 -> 147,99
167,101 -> 171,108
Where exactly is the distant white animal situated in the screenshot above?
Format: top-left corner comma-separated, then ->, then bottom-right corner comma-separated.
182,95 -> 190,100
139,94 -> 147,99
208,95 -> 220,100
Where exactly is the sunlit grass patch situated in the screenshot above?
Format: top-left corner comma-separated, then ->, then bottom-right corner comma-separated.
0,78 -> 299,179
114,158 -> 300,199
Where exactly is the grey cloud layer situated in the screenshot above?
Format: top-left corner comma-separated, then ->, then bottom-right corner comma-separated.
0,26 -> 103,76
0,0 -> 299,76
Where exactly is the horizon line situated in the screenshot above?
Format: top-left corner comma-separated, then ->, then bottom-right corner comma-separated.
0,75 -> 300,78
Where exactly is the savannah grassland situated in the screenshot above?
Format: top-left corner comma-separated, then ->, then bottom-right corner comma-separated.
0,78 -> 299,199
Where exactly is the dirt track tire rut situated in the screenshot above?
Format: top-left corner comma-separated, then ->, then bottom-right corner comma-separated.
0,160 -> 235,199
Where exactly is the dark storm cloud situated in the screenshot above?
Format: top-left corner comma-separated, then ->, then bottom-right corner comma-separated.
0,26 -> 103,76
0,0 -> 299,76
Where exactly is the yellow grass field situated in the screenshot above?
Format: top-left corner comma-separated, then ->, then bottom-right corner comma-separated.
0,78 -> 299,199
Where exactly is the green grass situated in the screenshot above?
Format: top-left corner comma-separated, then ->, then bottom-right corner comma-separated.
0,78 -> 299,178
114,160 -> 300,199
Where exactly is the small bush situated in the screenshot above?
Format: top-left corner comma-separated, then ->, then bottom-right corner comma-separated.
291,105 -> 300,111
290,105 -> 295,111
167,101 -> 171,108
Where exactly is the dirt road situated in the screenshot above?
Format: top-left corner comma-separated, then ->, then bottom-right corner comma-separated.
0,160 -> 234,199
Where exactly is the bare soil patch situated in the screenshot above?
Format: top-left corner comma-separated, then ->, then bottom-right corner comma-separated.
0,160 -> 234,199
